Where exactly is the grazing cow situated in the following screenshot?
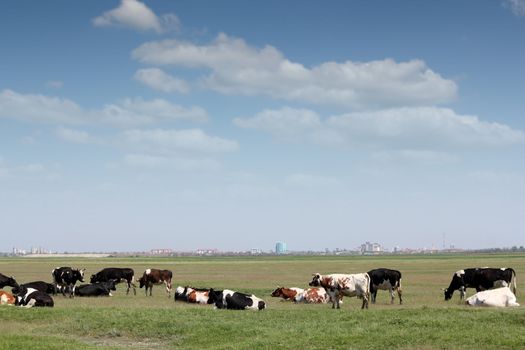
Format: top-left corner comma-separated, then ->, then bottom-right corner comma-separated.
51,267 -> 85,297
465,287 -> 519,307
271,287 -> 305,302
12,281 -> 57,295
444,267 -> 517,301
0,272 -> 18,289
174,286 -> 211,304
303,287 -> 330,304
138,269 -> 173,297
73,280 -> 117,297
367,268 -> 403,304
90,268 -> 136,295
208,289 -> 266,310
309,272 -> 370,309
0,290 -> 16,305
15,287 -> 54,307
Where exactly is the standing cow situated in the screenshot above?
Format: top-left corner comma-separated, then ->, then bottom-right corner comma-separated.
52,267 -> 85,297
90,268 -> 136,295
444,267 -> 517,301
138,269 -> 173,297
367,268 -> 403,304
309,272 -> 370,309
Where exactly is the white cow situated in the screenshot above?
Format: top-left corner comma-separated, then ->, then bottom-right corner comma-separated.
309,273 -> 370,309
465,287 -> 519,307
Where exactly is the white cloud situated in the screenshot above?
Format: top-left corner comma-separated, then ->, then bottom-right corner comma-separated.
504,0 -> 525,16
93,0 -> 180,33
285,173 -> 339,188
123,153 -> 220,171
56,126 -> 99,144
236,106 -> 525,148
0,89 -> 207,127
122,128 -> 239,153
134,68 -> 189,93
371,150 -> 460,165
132,33 -> 457,108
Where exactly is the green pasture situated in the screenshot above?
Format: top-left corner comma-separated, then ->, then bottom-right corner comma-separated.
1,254 -> 524,349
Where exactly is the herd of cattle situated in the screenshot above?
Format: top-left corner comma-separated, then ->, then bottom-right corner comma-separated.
0,266 -> 519,310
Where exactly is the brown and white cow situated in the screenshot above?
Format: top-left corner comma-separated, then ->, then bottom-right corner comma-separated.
174,286 -> 211,304
138,269 -> 173,297
0,290 -> 16,305
303,287 -> 330,303
309,273 -> 370,309
271,287 -> 305,302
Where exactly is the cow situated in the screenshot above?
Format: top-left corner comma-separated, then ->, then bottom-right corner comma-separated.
444,267 -> 517,301
12,281 -> 57,295
0,272 -> 18,289
465,287 -> 520,307
309,272 -> 370,309
15,286 -> 54,307
303,287 -> 330,304
90,268 -> 136,295
208,289 -> 266,310
271,287 -> 305,302
0,290 -> 16,305
174,286 -> 211,304
138,269 -> 173,297
73,280 -> 117,297
367,268 -> 403,304
51,267 -> 85,297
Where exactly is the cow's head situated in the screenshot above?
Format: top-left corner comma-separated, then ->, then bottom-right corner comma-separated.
271,287 -> 284,297
207,288 -> 223,307
138,276 -> 146,288
309,273 -> 323,287
444,271 -> 464,301
105,279 -> 117,291
73,269 -> 85,282
174,286 -> 186,300
4,276 -> 19,289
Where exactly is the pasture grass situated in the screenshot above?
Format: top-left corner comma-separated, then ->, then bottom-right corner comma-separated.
1,253 -> 524,349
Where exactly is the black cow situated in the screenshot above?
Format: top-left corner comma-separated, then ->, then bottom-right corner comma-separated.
367,268 -> 403,304
15,286 -> 54,307
74,280 -> 117,297
0,272 -> 19,289
52,266 -> 85,297
90,268 -> 136,295
444,267 -> 517,301
138,269 -> 173,297
12,281 -> 56,295
208,288 -> 266,310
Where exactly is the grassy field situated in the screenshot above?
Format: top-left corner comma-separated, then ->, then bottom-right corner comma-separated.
1,254 -> 524,349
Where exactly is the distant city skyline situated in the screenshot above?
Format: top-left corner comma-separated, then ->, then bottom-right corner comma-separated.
1,1 -> 524,252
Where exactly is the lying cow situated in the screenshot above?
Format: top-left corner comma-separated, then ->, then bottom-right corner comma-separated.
271,287 -> 305,302
465,287 -> 519,307
208,289 -> 266,310
309,272 -> 370,309
0,272 -> 18,289
444,267 -> 517,301
0,290 -> 16,305
367,268 -> 403,304
12,281 -> 57,296
139,269 -> 173,297
91,268 -> 136,295
73,280 -> 117,297
174,286 -> 211,304
303,287 -> 330,303
15,287 -> 54,307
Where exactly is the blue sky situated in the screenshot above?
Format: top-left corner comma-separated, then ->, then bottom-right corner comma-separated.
1,0 -> 524,252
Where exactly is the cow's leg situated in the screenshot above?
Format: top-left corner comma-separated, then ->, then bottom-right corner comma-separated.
390,287 -> 395,304
335,290 -> 341,309
371,289 -> 377,304
149,283 -> 153,297
397,287 -> 403,305
459,286 -> 466,301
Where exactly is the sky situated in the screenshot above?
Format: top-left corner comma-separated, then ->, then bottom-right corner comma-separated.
1,0 -> 524,253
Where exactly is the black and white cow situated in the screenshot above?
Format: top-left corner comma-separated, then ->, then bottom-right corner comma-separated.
444,267 -> 517,301
0,272 -> 19,289
12,281 -> 57,295
138,269 -> 173,297
367,268 -> 403,304
73,280 -> 117,297
90,268 -> 136,295
15,286 -> 54,307
208,289 -> 266,310
52,267 -> 85,297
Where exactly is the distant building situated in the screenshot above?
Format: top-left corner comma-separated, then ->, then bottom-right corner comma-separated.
360,241 -> 383,255
250,248 -> 262,255
150,248 -> 173,255
275,241 -> 287,255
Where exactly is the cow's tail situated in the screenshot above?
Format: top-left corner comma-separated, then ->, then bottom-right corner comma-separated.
510,268 -> 517,296
365,273 -> 371,303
